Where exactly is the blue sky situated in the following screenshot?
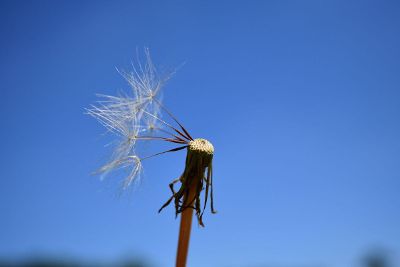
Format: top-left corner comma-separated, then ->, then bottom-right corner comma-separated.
1,1 -> 400,266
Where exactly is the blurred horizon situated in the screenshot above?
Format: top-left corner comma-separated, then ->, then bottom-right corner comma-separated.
1,1 -> 399,267
0,248 -> 395,267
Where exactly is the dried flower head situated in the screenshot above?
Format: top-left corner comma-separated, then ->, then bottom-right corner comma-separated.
87,49 -> 216,226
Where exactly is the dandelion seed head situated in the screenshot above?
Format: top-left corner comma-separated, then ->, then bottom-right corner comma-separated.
189,138 -> 214,155
88,50 -> 217,225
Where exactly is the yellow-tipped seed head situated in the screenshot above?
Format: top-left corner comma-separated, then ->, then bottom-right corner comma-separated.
188,138 -> 214,155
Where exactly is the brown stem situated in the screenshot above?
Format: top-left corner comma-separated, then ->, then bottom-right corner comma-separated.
175,181 -> 197,267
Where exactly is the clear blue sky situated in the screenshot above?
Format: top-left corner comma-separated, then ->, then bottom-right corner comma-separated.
1,1 -> 400,267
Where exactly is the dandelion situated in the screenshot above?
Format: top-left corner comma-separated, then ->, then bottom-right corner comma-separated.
87,49 -> 216,267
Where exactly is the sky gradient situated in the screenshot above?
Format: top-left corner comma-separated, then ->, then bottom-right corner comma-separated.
0,1 -> 400,267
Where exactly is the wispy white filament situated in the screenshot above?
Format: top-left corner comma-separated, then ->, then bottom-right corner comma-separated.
87,48 -> 172,188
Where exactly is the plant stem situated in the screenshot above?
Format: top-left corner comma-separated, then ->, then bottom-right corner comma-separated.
175,184 -> 197,267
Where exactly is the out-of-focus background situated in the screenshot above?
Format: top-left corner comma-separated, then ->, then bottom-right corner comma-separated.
1,1 -> 399,267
